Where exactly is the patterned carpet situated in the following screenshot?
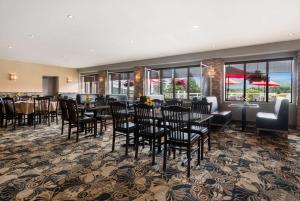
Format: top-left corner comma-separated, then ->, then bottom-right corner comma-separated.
0,123 -> 300,201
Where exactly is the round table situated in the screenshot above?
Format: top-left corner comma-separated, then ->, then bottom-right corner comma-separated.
228,102 -> 259,131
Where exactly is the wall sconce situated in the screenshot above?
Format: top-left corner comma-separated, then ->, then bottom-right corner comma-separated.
66,77 -> 73,83
135,73 -> 141,82
207,67 -> 216,78
9,73 -> 17,80
99,77 -> 104,82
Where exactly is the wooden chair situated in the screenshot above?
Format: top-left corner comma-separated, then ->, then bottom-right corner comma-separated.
191,100 -> 212,159
50,99 -> 59,124
59,99 -> 69,135
2,97 -> 18,129
95,99 -> 112,133
66,99 -> 97,142
161,105 -> 201,177
110,101 -> 135,156
0,98 -> 4,127
134,103 -> 167,165
33,97 -> 50,128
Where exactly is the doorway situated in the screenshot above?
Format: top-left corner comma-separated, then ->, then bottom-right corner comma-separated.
42,76 -> 59,96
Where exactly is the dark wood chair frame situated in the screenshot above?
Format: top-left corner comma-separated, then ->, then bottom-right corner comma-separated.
2,97 -> 19,129
191,100 -> 212,159
110,101 -> 135,156
33,97 -> 51,128
59,99 -> 69,135
162,105 -> 201,177
66,99 -> 97,142
134,103 -> 167,165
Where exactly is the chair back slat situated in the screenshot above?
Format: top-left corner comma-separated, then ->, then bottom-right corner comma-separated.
66,99 -> 79,123
59,99 -> 69,121
192,100 -> 212,114
110,101 -> 129,129
34,97 -> 50,114
134,103 -> 155,133
165,99 -> 183,106
162,106 -> 191,145
3,97 -> 16,115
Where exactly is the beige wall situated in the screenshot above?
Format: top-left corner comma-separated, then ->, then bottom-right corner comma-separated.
0,59 -> 79,93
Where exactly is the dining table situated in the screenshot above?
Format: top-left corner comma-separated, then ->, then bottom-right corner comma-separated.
14,101 -> 58,114
78,104 -> 111,136
228,102 -> 260,132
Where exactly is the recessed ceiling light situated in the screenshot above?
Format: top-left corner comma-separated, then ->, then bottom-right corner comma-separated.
130,40 -> 134,44
8,45 -> 12,49
193,25 -> 200,29
67,14 -> 73,19
28,34 -> 35,38
89,49 -> 95,53
288,32 -> 295,36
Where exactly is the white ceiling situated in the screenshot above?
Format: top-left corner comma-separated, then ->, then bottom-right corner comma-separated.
0,0 -> 300,68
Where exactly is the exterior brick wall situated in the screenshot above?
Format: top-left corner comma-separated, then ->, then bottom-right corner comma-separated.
134,66 -> 146,99
98,70 -> 107,96
202,59 -> 224,104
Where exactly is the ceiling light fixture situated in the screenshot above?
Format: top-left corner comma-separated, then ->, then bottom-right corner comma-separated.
8,45 -> 12,49
89,49 -> 95,53
67,14 -> 73,19
193,25 -> 200,29
288,32 -> 295,36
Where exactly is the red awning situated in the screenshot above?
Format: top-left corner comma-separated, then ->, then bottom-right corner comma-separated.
251,80 -> 280,87
225,79 -> 240,85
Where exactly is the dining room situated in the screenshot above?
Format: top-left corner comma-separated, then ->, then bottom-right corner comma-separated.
1,0 -> 300,200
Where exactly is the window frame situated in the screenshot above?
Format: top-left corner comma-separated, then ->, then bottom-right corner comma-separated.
108,71 -> 134,98
224,57 -> 293,103
80,74 -> 99,94
147,65 -> 202,100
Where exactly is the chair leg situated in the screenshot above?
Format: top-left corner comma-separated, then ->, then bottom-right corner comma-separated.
152,139 -> 156,166
56,114 -> 58,124
112,130 -> 116,152
256,129 -> 260,138
13,117 -> 16,130
201,136 -> 204,160
68,124 -> 71,140
135,132 -> 139,159
33,115 -> 36,129
100,119 -> 103,134
173,148 -> 176,159
61,120 -> 64,135
94,121 -> 97,137
76,124 -> 79,142
163,135 -> 167,171
187,147 -> 191,177
208,132 -> 211,151
197,138 -> 201,165
125,132 -> 129,156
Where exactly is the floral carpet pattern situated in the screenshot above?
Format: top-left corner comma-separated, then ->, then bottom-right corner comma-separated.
0,123 -> 300,201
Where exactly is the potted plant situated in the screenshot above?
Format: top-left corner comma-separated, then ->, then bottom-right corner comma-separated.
248,70 -> 267,84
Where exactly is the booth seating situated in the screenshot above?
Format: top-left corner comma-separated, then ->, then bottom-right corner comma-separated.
107,94 -> 129,102
256,98 -> 289,136
203,96 -> 232,128
76,94 -> 99,104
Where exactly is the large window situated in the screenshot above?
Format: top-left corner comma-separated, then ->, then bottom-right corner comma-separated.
80,74 -> 99,94
225,58 -> 293,102
147,65 -> 202,99
108,72 -> 134,98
